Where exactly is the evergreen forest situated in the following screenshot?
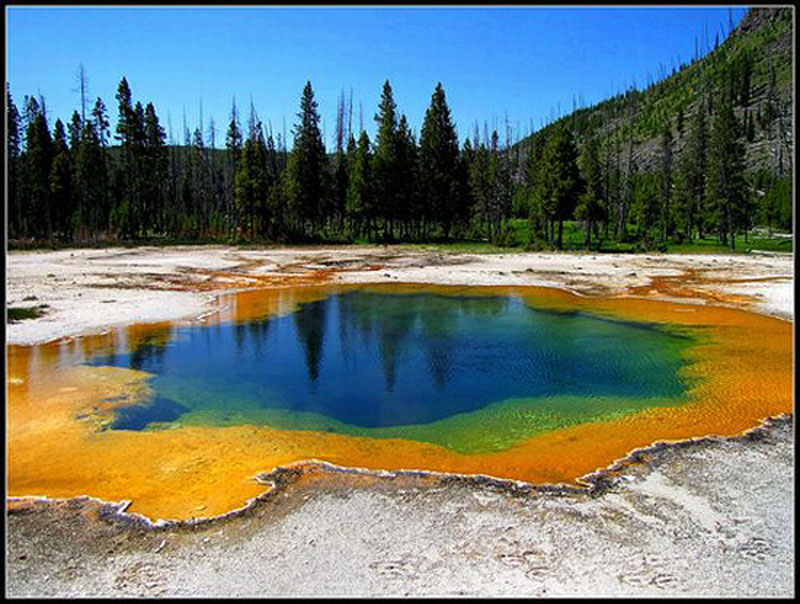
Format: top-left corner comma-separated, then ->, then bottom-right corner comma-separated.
6,7 -> 793,252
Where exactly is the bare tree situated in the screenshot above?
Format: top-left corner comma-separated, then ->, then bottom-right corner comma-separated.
72,63 -> 89,123
335,89 -> 345,154
182,107 -> 190,146
347,87 -> 353,142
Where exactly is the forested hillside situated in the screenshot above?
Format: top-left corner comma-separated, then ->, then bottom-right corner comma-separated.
6,7 -> 793,250
514,6 -> 793,250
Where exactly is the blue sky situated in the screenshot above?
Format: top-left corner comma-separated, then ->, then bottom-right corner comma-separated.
7,5 -> 746,148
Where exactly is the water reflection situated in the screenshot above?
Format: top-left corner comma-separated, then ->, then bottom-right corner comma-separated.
128,326 -> 171,372
293,298 -> 328,383
82,290 -> 691,430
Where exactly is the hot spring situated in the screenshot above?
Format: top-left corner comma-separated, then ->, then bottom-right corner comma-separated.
7,283 -> 792,520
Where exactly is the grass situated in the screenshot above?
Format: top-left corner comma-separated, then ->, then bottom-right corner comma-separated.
7,305 -> 48,323
399,220 -> 792,255
665,235 -> 793,254
399,241 -> 521,254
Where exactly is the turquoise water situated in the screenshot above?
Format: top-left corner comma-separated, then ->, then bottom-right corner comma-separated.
86,290 -> 695,452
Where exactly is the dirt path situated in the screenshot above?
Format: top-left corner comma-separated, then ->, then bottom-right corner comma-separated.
5,245 -> 795,597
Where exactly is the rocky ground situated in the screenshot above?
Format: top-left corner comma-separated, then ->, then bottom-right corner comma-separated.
5,245 -> 795,597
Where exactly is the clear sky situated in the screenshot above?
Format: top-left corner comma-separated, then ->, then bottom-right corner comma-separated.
7,5 -> 747,148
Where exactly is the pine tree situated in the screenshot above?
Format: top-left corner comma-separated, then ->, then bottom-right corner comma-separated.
333,146 -> 349,238
659,124 -> 674,243
178,141 -> 195,238
7,85 -> 22,238
672,159 -> 692,243
75,121 -> 105,239
68,108 -> 84,236
487,130 -> 503,242
737,48 -> 753,108
418,83 -> 459,240
207,116 -> 226,236
605,133 -> 622,242
235,115 -> 274,240
345,130 -> 372,238
454,137 -> 473,239
233,137 -> 254,241
706,100 -> 747,252
68,111 -> 82,152
459,137 -> 476,233
537,125 -> 583,249
143,102 -> 167,235
49,119 -> 73,240
263,126 -> 281,238
225,98 -> 243,237
251,123 -> 271,239
190,125 -> 210,237
114,77 -> 136,237
395,115 -> 418,240
372,80 -> 399,240
284,81 -> 327,238
22,96 -> 54,239
91,98 -> 110,233
470,139 -> 491,238
92,97 -> 110,147
524,134 -> 549,245
130,101 -> 147,236
677,101 -> 708,241
114,78 -> 134,147
619,88 -> 637,239
631,171 -> 660,246
576,134 -> 606,250
234,108 -> 260,241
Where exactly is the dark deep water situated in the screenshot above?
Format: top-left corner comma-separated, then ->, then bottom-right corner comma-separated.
86,291 -> 694,436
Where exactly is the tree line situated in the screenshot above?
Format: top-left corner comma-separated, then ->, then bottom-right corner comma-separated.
524,87 -> 754,253
6,70 -> 791,250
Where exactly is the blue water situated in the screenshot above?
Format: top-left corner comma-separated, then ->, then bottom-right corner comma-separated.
87,291 -> 693,432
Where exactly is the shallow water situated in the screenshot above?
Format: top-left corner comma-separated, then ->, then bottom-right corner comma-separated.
7,283 -> 793,520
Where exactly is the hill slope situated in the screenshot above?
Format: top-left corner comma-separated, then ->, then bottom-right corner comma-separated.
516,7 -> 793,178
